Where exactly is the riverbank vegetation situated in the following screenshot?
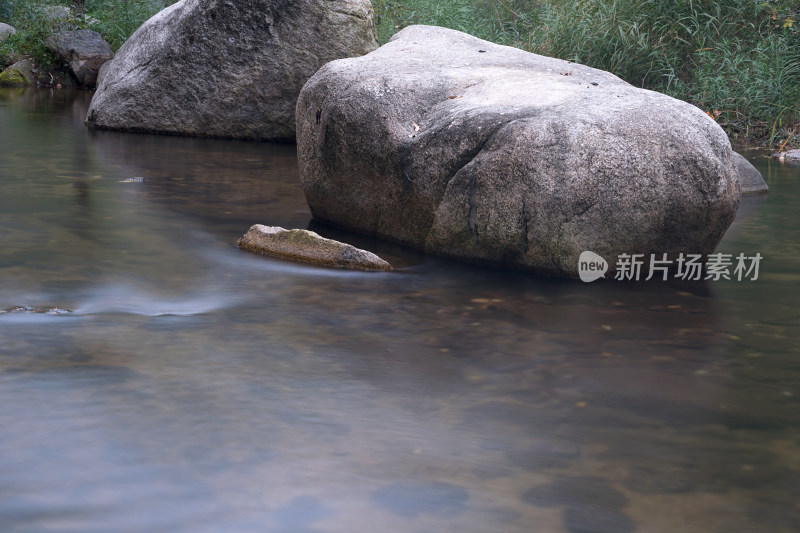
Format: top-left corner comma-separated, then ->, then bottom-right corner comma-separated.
2,0 -> 797,147
0,1 -> 174,79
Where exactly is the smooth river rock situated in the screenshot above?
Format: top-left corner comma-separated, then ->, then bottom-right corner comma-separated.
731,152 -> 768,195
46,30 -> 114,87
297,25 -> 741,278
238,225 -> 392,271
0,23 -> 16,43
85,0 -> 378,141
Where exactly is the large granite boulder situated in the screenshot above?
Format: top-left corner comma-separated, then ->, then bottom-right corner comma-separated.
732,152 -> 768,195
46,30 -> 114,87
0,23 -> 15,43
85,0 -> 378,141
297,25 -> 741,277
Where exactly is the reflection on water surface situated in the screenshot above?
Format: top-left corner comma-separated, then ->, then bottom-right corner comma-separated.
1,88 -> 799,533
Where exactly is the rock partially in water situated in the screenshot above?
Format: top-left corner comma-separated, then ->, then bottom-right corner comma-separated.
297,25 -> 741,278
732,151 -> 768,195
46,30 -> 114,87
0,59 -> 34,87
237,224 -> 392,271
0,23 -> 16,43
771,149 -> 800,164
85,0 -> 378,141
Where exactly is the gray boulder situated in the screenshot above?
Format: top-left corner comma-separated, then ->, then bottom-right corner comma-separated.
42,5 -> 71,21
732,152 -> 768,195
0,59 -> 34,87
85,0 -> 378,141
0,23 -> 15,43
41,5 -> 74,31
46,30 -> 114,87
297,25 -> 741,278
238,225 -> 392,271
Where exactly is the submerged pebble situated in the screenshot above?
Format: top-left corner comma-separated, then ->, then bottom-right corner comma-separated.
1,306 -> 71,315
371,481 -> 468,517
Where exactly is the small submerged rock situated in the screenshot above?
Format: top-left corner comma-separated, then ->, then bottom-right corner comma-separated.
1,306 -> 71,315
237,224 -> 392,271
371,481 -> 468,517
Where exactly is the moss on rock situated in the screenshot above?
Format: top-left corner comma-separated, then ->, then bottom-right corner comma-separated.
0,67 -> 28,86
0,59 -> 34,87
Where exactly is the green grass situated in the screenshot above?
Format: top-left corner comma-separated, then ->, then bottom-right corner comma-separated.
0,1 -> 175,74
0,1 -> 69,70
83,0 -> 176,49
374,0 -> 800,148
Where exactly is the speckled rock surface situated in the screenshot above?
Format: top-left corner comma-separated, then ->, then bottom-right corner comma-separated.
41,5 -> 71,25
85,0 -> 378,141
732,152 -> 768,195
238,224 -> 392,271
297,25 -> 741,278
0,23 -> 16,43
46,30 -> 114,87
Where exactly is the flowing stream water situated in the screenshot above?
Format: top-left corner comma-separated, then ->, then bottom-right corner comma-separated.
1,88 -> 798,533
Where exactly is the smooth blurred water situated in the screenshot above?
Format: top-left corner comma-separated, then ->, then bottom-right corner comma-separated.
1,88 -> 798,533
